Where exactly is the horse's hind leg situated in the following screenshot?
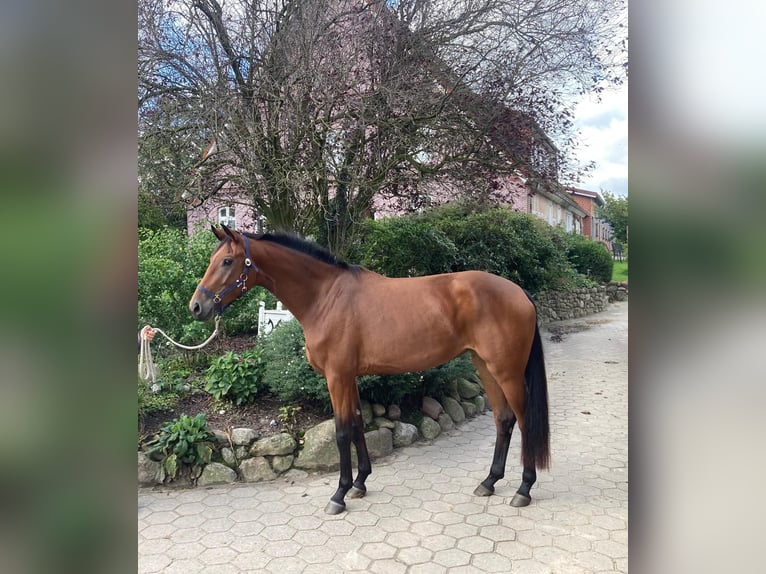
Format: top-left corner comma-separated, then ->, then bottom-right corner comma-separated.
472,354 -> 517,497
472,354 -> 537,507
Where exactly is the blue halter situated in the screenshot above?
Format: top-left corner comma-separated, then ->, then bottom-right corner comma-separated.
196,237 -> 257,315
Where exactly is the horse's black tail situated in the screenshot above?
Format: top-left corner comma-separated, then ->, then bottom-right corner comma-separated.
522,307 -> 550,470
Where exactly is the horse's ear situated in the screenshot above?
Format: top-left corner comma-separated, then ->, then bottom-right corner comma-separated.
221,224 -> 235,239
211,225 -> 226,240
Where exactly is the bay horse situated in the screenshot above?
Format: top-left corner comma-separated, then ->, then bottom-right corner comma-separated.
189,225 -> 550,514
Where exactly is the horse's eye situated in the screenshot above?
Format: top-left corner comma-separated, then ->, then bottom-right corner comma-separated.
223,258 -> 233,266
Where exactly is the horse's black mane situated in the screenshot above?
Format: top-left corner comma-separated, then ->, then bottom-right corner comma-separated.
241,231 -> 354,270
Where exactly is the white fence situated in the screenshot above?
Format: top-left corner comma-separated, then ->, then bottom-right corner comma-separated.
257,301 -> 294,336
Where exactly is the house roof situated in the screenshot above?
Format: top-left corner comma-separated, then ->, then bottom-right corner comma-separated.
567,186 -> 605,206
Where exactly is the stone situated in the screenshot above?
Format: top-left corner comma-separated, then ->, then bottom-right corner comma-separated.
387,404 -> 401,420
457,378 -> 482,400
472,395 -> 486,413
231,427 -> 259,446
360,400 -> 373,425
419,416 -> 441,440
437,413 -> 455,432
392,421 -> 419,447
441,396 -> 466,424
445,379 -> 460,400
271,454 -> 294,474
221,447 -> 237,467
138,452 -> 164,486
365,428 -> 393,459
198,462 -> 237,486
373,416 -> 396,430
210,429 -> 230,445
422,396 -> 444,420
294,419 -> 340,470
250,433 -> 297,457
240,456 -> 277,482
461,401 -> 477,418
372,403 -> 386,417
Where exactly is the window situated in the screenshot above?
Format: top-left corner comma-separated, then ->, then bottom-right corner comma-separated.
255,215 -> 266,234
218,206 -> 236,229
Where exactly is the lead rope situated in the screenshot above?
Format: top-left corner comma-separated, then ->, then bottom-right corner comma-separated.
138,315 -> 221,384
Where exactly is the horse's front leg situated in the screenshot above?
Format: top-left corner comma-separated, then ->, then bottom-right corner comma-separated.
324,372 -> 367,515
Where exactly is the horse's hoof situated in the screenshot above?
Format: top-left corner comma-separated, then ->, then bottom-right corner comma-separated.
473,484 -> 494,497
347,486 -> 366,499
324,500 -> 346,515
509,493 -> 531,507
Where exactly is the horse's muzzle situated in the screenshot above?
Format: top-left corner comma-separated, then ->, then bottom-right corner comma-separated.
189,295 -> 212,321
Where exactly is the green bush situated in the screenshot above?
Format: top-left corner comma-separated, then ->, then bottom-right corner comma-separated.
257,320 -> 331,410
422,352 -> 478,398
205,350 -> 264,405
349,217 -> 458,277
565,234 -> 614,284
358,373 -> 423,407
138,226 -> 276,347
351,204 -> 580,293
145,413 -> 214,481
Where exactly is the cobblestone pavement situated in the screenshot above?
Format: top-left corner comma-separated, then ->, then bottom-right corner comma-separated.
139,301 -> 628,573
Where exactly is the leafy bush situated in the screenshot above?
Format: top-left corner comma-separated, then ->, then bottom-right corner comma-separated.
138,226 -> 277,347
138,227 -> 216,341
205,350 -> 264,405
358,373 -> 423,406
351,204 -> 579,293
257,320 -> 331,410
349,218 -> 458,277
565,233 -> 614,284
145,413 -> 214,481
422,352 -> 478,398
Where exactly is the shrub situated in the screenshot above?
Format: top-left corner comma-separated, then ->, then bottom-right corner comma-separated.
351,204 -> 580,293
138,227 -> 216,341
138,226 -> 277,350
204,350 -> 264,405
145,413 -> 214,481
565,234 -> 614,284
349,217 -> 458,277
422,352 -> 478,398
257,320 -> 331,411
358,373 -> 423,407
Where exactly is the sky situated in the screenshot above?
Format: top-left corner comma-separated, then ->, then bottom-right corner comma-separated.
566,83 -> 628,198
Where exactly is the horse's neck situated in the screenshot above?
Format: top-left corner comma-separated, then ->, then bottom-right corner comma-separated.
251,240 -> 340,322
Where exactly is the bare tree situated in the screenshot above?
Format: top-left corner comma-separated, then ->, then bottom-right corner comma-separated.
138,0 -> 626,254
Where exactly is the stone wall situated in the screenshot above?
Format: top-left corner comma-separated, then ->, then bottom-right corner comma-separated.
535,282 -> 628,324
139,380 -> 490,489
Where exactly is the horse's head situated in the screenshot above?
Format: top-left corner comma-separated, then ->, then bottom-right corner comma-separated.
189,224 -> 255,320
